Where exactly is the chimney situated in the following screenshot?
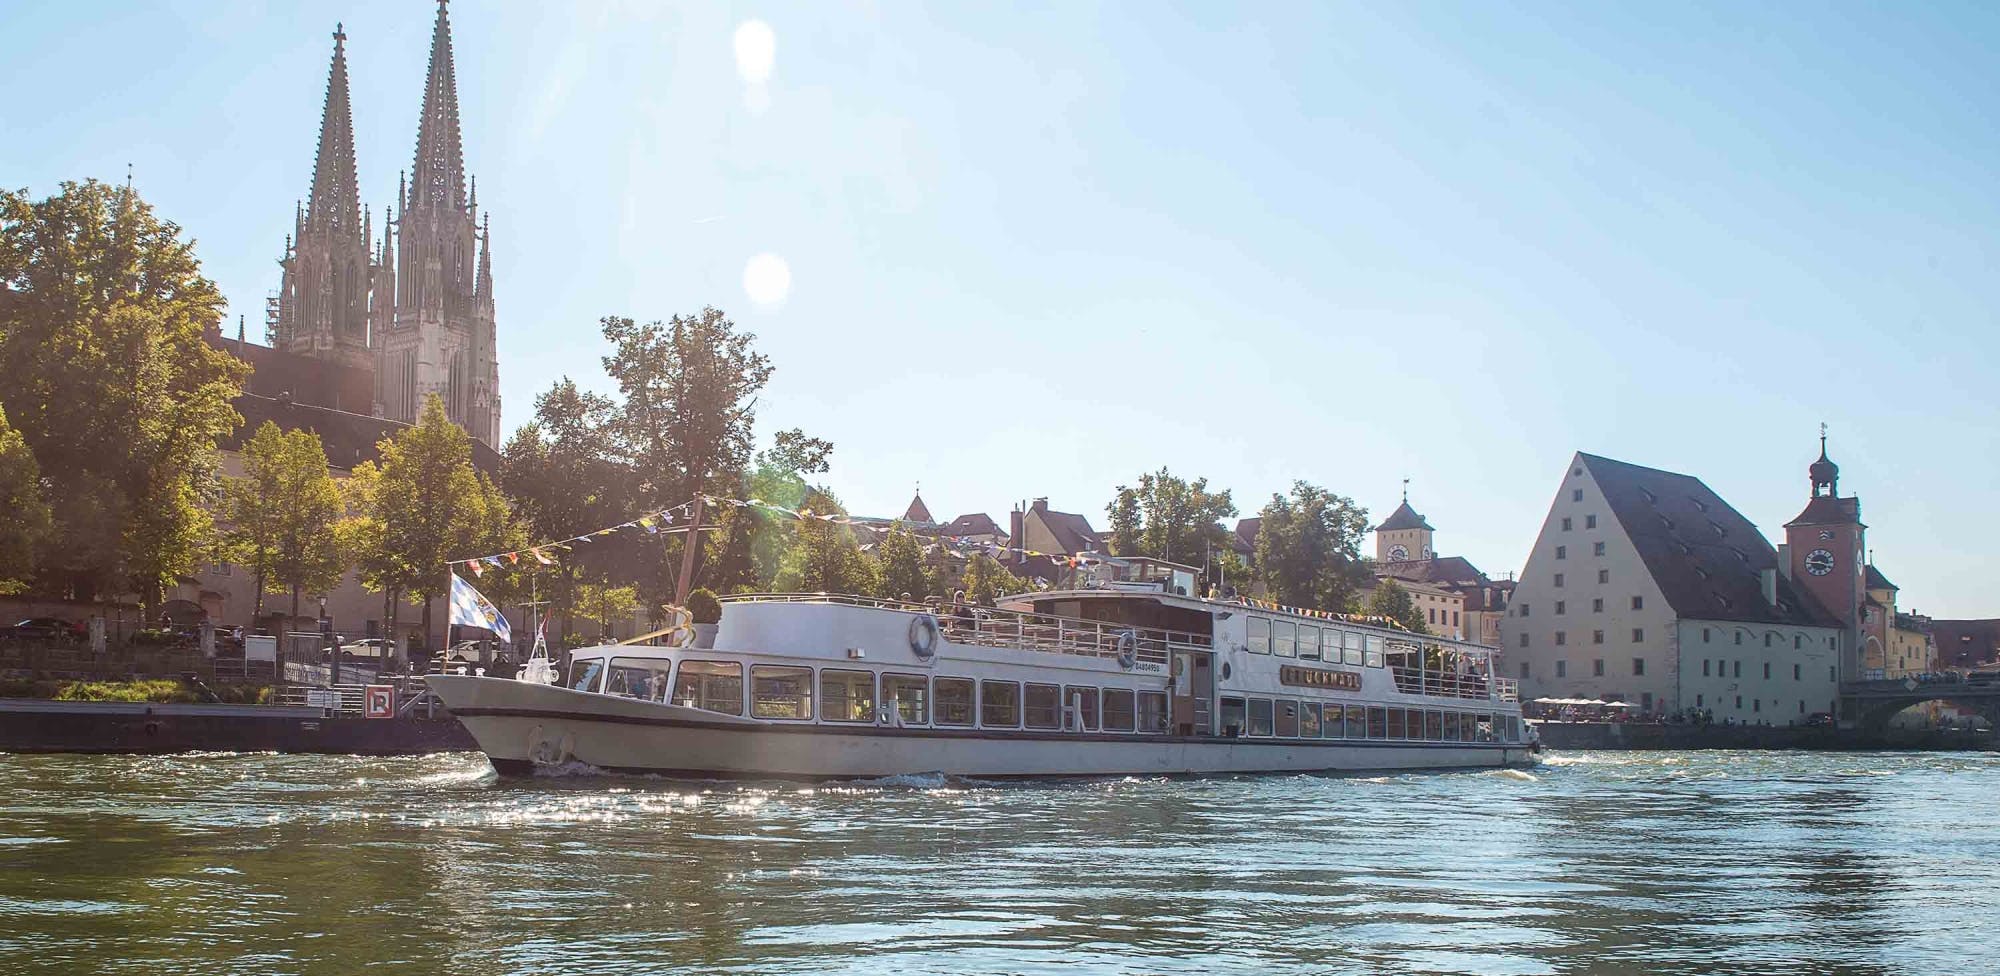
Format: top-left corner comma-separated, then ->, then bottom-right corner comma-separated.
1032,497 -> 1049,513
1009,505 -> 1025,564
1776,544 -> 1792,578
1760,567 -> 1778,607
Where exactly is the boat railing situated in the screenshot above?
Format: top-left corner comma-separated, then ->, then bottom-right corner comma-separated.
1389,666 -> 1519,703
720,592 -> 1204,666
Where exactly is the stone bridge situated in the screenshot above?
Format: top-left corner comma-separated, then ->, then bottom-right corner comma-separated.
1840,678 -> 2000,731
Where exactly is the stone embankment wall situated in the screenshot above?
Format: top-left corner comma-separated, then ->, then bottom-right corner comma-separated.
1534,721 -> 1996,752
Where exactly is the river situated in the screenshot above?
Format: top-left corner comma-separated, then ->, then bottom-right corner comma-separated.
0,750 -> 1995,975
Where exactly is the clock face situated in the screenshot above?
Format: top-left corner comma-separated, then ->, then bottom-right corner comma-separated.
1388,544 -> 1409,561
1818,529 -> 1836,541
1805,548 -> 1835,576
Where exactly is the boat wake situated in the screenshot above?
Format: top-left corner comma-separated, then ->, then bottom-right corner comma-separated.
529,759 -> 609,778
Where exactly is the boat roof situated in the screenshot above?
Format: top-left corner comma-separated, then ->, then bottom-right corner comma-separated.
1002,586 -> 1502,656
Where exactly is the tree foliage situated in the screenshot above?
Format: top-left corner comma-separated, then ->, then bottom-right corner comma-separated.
501,377 -> 629,635
878,523 -> 930,600
962,553 -> 1033,606
1254,481 -> 1371,613
772,489 -> 880,595
0,180 -> 248,604
221,421 -> 344,620
1366,579 -> 1430,635
1105,468 -> 1236,566
574,582 -> 640,636
0,404 -> 50,592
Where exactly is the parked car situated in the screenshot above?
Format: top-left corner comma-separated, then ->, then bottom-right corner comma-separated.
2,617 -> 85,642
1805,712 -> 1834,728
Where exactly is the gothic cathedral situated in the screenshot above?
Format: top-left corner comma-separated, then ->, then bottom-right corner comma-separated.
270,2 -> 501,448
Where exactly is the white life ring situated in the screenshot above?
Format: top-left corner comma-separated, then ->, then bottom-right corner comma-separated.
1115,630 -> 1138,670
909,614 -> 939,660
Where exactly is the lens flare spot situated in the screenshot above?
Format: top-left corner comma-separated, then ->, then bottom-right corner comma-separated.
743,253 -> 791,308
734,20 -> 775,85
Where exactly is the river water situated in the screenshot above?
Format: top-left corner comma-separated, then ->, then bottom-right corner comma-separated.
1,750 -> 1995,975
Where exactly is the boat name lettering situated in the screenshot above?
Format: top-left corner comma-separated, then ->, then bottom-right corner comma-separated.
1279,666 -> 1361,691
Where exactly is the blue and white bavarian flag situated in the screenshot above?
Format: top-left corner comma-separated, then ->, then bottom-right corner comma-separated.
449,572 -> 512,644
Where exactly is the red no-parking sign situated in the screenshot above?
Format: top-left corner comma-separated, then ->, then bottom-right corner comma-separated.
364,685 -> 395,719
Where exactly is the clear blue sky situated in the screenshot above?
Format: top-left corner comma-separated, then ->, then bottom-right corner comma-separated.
4,2 -> 1997,616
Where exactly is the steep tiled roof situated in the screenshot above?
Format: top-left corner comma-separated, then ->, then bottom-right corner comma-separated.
1375,500 -> 1432,532
229,393 -> 500,475
1041,509 -> 1100,554
1377,555 -> 1486,586
901,494 -> 935,524
1785,494 -> 1862,528
216,334 -> 377,416
1581,453 -> 1841,629
934,513 -> 1004,538
1865,564 -> 1897,591
1232,517 -> 1261,555
1930,619 -> 2000,670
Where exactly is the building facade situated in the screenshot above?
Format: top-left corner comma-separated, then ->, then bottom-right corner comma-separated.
1503,452 -> 1844,722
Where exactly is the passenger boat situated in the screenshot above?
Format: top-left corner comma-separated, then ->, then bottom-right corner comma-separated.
428,559 -> 1535,779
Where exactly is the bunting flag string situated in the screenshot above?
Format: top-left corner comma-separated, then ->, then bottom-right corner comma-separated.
444,493 -> 1134,576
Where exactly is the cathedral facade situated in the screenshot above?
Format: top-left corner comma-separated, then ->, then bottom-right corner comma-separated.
270,2 -> 501,448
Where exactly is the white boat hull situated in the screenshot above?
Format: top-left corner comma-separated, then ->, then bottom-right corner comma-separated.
430,676 -> 1534,779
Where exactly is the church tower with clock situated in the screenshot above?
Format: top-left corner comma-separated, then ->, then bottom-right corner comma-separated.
1783,431 -> 1866,681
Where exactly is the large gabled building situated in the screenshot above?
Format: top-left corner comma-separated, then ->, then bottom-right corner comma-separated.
1503,451 -> 1845,722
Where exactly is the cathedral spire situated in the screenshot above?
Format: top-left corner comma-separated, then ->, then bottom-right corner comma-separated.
475,211 -> 493,301
408,0 -> 467,214
307,23 -> 362,235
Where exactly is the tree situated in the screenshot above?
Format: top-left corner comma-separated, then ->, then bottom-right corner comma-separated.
221,422 -> 344,622
1366,579 -> 1429,635
0,404 -> 50,592
574,583 -> 640,638
772,490 -> 880,595
0,180 -> 248,606
709,429 -> 836,594
600,308 -> 772,599
962,553 -> 1033,606
1104,468 -> 1236,567
352,395 -> 519,651
878,523 -> 930,600
502,378 -> 630,638
1254,481 -> 1371,613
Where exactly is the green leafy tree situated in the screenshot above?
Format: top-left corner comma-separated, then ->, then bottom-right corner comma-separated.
502,377 -> 629,637
711,429 -> 835,593
0,179 -> 248,607
352,395 -> 519,651
1254,481 -> 1371,613
221,422 -> 344,622
600,308 -> 773,600
0,404 -> 51,592
962,553 -> 1032,606
772,490 -> 880,595
1105,468 -> 1236,566
574,582 -> 640,638
1366,579 -> 1429,635
878,522 -> 930,600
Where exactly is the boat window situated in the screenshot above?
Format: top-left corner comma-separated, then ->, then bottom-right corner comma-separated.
1275,699 -> 1299,737
1247,617 -> 1271,654
605,658 -> 672,701
1322,703 -> 1343,738
750,665 -> 814,720
1272,620 -> 1297,658
882,673 -> 928,725
1505,716 -> 1522,742
935,677 -> 975,727
1475,716 -> 1495,742
1024,683 -> 1062,730
671,660 -> 744,716
1367,706 -> 1387,739
1443,712 -> 1461,742
1248,698 -> 1275,736
1385,707 -> 1406,740
1365,635 -> 1385,669
569,658 -> 605,693
1064,686 -> 1099,731
1298,700 -> 1320,737
1425,710 -> 1443,741
1102,689 -> 1136,732
1299,625 -> 1321,661
820,669 -> 876,723
1342,631 -> 1364,666
1136,691 -> 1169,734
1220,696 -> 1247,737
980,680 -> 1020,728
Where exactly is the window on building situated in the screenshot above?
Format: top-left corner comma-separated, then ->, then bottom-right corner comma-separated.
1793,635 -> 1802,649
1573,489 -> 1584,502
1594,542 -> 1607,556
821,669 -> 876,723
1519,633 -> 1529,648
1429,608 -> 1438,624
1733,661 -> 1742,678
1519,603 -> 1529,618
1556,601 -> 1566,615
1598,569 -> 1610,584
750,665 -> 813,719
1734,632 -> 1744,646
1592,598 -> 1604,613
1248,698 -> 1275,736
1137,691 -> 1169,733
1703,628 -> 1712,643
935,677 -> 975,726
1703,659 -> 1711,676
1555,574 -> 1565,588
1555,632 -> 1567,646
1519,661 -> 1529,679
980,680 -> 1021,728
882,674 -> 929,725
1696,694 -> 1705,707
1734,695 -> 1743,709
1632,628 -> 1645,643
1562,517 -> 1573,531
1762,662 -> 1772,680
1023,683 -> 1062,729
1829,666 -> 1837,681
1586,514 -> 1597,529
1631,596 -> 1644,610
1556,660 -> 1568,678
1247,616 -> 1271,654
671,661 -> 743,715
1592,658 -> 1605,676
1556,546 -> 1567,560
1452,611 -> 1460,627
1592,630 -> 1604,645
1633,658 -> 1646,676
1753,698 -> 1761,713
1101,689 -> 1136,732
1793,664 -> 1801,681
1641,691 -> 1654,712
